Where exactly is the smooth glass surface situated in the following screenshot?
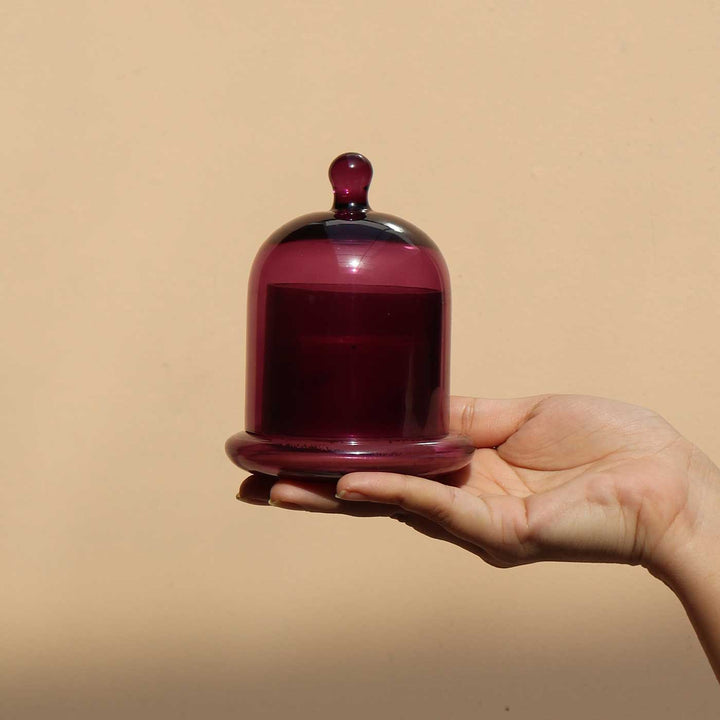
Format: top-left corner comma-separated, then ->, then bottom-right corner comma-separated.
226,153 -> 473,480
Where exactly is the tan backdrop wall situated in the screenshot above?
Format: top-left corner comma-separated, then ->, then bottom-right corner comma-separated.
2,1 -> 719,718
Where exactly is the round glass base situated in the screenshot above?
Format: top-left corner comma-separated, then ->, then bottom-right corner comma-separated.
225,431 -> 475,481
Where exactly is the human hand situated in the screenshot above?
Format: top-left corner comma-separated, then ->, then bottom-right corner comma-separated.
238,395 -> 720,576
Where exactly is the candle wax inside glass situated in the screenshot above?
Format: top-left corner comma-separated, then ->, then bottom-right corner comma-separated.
261,283 -> 443,439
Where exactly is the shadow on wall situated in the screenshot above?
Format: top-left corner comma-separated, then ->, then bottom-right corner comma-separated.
3,626 -> 714,720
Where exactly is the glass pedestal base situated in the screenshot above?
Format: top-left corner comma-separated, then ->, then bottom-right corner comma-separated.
225,431 -> 475,481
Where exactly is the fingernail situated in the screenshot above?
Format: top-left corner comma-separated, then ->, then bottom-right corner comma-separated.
335,489 -> 366,501
237,493 -> 270,505
268,499 -> 303,510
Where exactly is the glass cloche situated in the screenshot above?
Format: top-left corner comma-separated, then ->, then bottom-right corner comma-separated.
225,153 -> 473,480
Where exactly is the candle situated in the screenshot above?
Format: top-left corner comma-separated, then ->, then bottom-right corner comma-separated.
260,282 -> 444,439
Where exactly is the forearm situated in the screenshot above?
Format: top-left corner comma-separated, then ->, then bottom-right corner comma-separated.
670,561 -> 720,681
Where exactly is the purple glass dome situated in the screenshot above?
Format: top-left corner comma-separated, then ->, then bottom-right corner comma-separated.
225,153 -> 473,480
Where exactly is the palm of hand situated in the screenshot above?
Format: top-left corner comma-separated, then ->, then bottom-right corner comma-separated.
242,395 -> 696,572
437,396 -> 692,568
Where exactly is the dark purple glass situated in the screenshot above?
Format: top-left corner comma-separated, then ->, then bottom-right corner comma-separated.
226,153 -> 473,480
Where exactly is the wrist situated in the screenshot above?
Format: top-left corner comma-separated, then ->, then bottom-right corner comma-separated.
646,445 -> 720,592
645,449 -> 720,681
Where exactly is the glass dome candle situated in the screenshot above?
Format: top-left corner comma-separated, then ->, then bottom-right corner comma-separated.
225,153 -> 474,480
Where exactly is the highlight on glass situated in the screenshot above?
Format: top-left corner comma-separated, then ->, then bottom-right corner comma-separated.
225,153 -> 474,480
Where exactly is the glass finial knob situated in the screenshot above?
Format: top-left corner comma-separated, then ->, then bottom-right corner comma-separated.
329,152 -> 372,217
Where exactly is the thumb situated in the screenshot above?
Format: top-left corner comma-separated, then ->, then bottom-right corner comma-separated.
449,395 -> 550,448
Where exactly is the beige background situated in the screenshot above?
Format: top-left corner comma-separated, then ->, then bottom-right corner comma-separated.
2,1 -> 720,718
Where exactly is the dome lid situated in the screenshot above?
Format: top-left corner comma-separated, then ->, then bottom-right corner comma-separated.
266,152 -> 439,251
224,151 -> 474,482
